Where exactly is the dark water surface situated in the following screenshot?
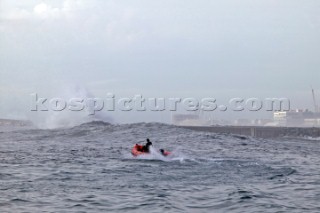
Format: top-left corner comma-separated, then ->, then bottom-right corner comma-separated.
0,122 -> 319,212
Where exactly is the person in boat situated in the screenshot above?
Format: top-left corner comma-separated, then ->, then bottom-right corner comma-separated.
133,139 -> 152,153
142,138 -> 153,153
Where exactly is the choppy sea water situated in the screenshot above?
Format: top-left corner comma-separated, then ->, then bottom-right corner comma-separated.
0,122 -> 319,213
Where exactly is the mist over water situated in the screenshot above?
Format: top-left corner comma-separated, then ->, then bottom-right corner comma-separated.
1,122 -> 319,212
29,85 -> 113,129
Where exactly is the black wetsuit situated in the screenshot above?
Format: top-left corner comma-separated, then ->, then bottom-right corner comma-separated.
143,141 -> 152,153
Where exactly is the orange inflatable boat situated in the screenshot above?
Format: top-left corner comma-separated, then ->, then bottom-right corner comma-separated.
131,144 -> 146,156
131,144 -> 171,157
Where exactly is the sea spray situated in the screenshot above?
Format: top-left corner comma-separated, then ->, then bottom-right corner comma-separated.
29,84 -> 113,129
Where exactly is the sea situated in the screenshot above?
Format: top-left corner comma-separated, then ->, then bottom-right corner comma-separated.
0,121 -> 319,213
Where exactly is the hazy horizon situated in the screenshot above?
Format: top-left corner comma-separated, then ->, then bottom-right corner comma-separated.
1,0 -> 319,126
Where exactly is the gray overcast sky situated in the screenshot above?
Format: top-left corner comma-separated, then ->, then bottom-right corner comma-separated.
0,0 -> 320,124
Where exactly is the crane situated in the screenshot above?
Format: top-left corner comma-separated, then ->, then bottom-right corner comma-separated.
311,86 -> 319,113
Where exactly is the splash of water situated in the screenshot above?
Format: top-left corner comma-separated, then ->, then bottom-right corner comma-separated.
30,84 -> 113,129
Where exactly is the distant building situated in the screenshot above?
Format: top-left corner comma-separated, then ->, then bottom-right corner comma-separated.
273,111 -> 288,126
234,119 -> 251,126
172,113 -> 210,126
233,119 -> 273,126
273,109 -> 320,127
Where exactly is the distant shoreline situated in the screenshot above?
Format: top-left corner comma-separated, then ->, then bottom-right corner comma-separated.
180,125 -> 320,138
0,119 -> 33,127
1,118 -> 320,139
